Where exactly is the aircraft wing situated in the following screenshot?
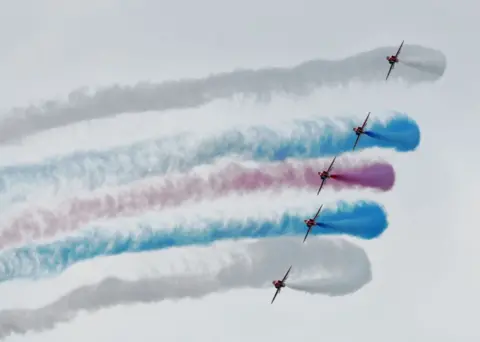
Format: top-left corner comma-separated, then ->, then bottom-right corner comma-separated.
352,133 -> 361,151
313,204 -> 323,220
303,226 -> 312,243
386,63 -> 395,80
327,156 -> 336,173
282,266 -> 292,282
316,179 -> 326,195
361,112 -> 371,130
394,40 -> 404,58
271,288 -> 281,304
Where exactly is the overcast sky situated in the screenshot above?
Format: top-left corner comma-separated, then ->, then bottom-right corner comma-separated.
0,0 -> 478,341
0,0 -> 475,105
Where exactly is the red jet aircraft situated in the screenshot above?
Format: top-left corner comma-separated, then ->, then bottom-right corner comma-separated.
303,204 -> 324,243
317,156 -> 337,195
386,40 -> 404,80
271,266 -> 292,304
352,112 -> 371,151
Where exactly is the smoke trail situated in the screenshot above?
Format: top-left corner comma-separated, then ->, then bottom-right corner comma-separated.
0,201 -> 386,282
0,160 -> 393,246
331,163 -> 395,190
0,113 -> 414,205
0,45 -> 444,144
398,46 -> 447,77
364,113 -> 420,150
287,278 -> 363,296
0,237 -> 371,339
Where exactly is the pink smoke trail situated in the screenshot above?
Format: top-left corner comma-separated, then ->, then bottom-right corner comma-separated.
0,159 -> 394,248
330,163 -> 394,190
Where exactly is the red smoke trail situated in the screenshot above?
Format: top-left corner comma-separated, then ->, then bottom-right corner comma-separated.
0,159 -> 393,248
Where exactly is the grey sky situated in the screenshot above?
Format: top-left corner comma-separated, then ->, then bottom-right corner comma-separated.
0,0 -> 478,341
0,0 -> 470,107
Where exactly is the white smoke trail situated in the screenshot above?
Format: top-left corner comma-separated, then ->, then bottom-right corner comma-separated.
0,45 -> 444,144
399,60 -> 444,76
287,277 -> 368,296
0,236 -> 371,339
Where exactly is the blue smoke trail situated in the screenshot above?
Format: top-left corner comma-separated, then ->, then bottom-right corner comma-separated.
363,112 -> 420,151
0,201 -> 386,282
0,114 -> 419,205
254,113 -> 420,158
